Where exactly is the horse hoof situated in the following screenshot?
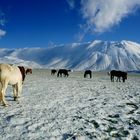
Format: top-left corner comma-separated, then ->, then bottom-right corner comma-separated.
3,103 -> 10,107
14,97 -> 18,101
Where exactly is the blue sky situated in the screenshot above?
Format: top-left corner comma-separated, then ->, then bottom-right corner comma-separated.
0,0 -> 140,48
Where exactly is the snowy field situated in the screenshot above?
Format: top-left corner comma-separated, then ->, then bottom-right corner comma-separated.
0,69 -> 140,140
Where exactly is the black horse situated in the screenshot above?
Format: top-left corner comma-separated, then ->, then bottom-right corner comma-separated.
84,70 -> 92,78
57,69 -> 69,77
51,69 -> 57,75
110,70 -> 127,82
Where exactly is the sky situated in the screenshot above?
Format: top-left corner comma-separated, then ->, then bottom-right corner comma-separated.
0,0 -> 140,48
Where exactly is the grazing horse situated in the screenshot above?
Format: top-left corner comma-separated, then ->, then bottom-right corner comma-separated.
57,69 -> 69,77
51,69 -> 57,75
26,68 -> 32,74
0,64 -> 26,106
110,70 -> 127,82
84,70 -> 92,78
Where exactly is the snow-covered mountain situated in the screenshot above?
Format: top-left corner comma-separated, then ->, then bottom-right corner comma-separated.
0,40 -> 140,71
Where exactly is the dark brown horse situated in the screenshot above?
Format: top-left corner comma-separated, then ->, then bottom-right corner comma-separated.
51,69 -> 57,75
84,70 -> 92,78
57,69 -> 69,77
110,70 -> 127,82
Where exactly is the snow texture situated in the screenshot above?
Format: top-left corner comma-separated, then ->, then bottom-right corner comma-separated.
0,40 -> 140,71
0,70 -> 140,140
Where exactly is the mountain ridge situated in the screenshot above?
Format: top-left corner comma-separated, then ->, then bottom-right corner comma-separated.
0,40 -> 140,71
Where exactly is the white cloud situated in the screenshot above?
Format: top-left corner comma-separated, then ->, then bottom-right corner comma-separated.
0,10 -> 6,26
0,19 -> 6,26
0,10 -> 6,37
66,0 -> 75,9
81,0 -> 140,33
0,29 -> 6,37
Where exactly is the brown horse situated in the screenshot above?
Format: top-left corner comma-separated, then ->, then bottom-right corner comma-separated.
110,70 -> 127,82
26,68 -> 32,74
18,66 -> 26,82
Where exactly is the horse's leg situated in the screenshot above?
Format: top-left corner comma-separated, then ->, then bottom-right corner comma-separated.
17,82 -> 23,98
12,85 -> 18,101
111,75 -> 114,82
116,77 -> 118,82
119,77 -> 121,82
1,80 -> 9,106
122,77 -> 125,82
0,83 -> 2,102
90,73 -> 92,78
0,88 -> 1,101
0,92 -> 2,103
84,73 -> 86,78
113,76 -> 115,82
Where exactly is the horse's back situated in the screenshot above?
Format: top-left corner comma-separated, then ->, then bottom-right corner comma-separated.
0,64 -> 14,78
0,64 -> 22,85
0,63 -> 13,72
85,70 -> 91,73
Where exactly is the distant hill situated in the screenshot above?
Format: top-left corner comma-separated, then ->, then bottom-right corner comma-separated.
0,40 -> 140,71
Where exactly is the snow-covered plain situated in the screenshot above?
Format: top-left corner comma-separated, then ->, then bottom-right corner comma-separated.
0,69 -> 140,140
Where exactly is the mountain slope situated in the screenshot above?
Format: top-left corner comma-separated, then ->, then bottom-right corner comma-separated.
0,40 -> 140,71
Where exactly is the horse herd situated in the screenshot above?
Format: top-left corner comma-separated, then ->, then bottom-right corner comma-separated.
0,63 -> 127,107
51,69 -> 127,82
51,69 -> 71,77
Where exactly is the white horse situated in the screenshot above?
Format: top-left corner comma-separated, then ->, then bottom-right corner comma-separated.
0,63 -> 26,106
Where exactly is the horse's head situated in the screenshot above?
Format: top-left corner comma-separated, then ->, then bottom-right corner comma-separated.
26,68 -> 32,74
